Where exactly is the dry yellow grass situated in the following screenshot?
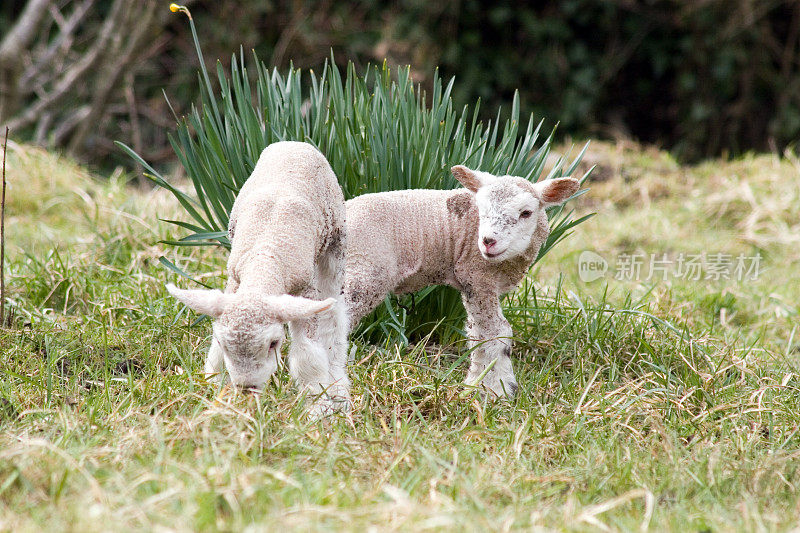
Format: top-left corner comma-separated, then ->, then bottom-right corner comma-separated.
0,140 -> 798,531
540,139 -> 799,351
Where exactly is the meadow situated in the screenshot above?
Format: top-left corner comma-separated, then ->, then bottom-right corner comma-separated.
0,139 -> 798,531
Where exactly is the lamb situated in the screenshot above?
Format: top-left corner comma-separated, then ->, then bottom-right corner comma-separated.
166,141 -> 350,416
344,165 -> 580,398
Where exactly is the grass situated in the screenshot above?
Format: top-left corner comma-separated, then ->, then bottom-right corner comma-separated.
0,140 -> 799,531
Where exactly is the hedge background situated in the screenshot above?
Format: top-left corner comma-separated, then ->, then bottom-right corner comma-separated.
2,0 -> 799,169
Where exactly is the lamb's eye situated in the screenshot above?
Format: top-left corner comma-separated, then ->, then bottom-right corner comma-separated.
519,210 -> 532,219
269,340 -> 279,351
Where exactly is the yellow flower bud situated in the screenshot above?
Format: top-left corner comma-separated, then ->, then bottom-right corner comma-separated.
169,3 -> 192,19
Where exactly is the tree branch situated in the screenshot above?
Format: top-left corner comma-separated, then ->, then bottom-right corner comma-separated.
5,0 -> 128,131
20,0 -> 96,88
0,0 -> 52,57
67,1 -> 158,155
0,0 -> 53,122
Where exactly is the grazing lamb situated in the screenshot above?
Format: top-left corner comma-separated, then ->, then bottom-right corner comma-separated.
166,141 -> 350,416
344,165 -> 580,398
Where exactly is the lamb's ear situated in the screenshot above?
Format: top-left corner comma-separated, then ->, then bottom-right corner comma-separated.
451,165 -> 490,193
166,283 -> 230,318
259,295 -> 337,323
534,177 -> 580,207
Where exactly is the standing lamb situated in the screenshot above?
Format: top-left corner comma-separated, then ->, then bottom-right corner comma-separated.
166,141 -> 350,416
345,165 -> 580,398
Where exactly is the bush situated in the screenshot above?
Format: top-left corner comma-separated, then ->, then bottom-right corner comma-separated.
396,1 -> 800,161
7,1 -> 800,167
119,10 -> 590,344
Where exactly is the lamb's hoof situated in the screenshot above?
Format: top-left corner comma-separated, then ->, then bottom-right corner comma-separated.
467,376 -> 518,400
500,381 -> 518,398
484,380 -> 517,400
306,394 -> 352,420
331,395 -> 352,414
306,398 -> 333,420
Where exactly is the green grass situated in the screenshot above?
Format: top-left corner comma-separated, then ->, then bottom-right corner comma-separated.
1,141 -> 799,531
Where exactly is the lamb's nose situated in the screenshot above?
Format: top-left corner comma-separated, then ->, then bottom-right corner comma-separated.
483,237 -> 496,248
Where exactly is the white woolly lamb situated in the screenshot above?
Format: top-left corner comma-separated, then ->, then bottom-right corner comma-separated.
344,165 -> 580,398
166,141 -> 349,415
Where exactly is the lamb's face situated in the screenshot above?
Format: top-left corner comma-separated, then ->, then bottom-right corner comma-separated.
165,284 -> 337,392
450,165 -> 581,264
474,179 -> 543,262
213,313 -> 284,391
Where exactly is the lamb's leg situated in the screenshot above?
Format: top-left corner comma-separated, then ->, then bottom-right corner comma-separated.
462,292 -> 518,398
288,250 -> 351,417
314,298 -> 352,411
288,315 -> 345,418
308,239 -> 352,414
204,337 -> 225,383
324,299 -> 351,405
287,320 -> 329,411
